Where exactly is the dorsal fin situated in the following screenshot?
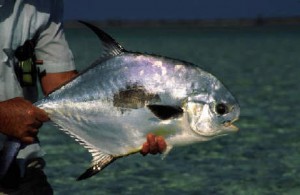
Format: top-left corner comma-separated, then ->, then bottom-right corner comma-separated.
78,20 -> 126,58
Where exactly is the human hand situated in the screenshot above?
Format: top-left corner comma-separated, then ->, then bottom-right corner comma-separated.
140,133 -> 167,156
0,97 -> 49,143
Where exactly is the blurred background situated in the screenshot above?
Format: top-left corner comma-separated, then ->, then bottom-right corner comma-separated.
40,1 -> 300,194
63,0 -> 300,21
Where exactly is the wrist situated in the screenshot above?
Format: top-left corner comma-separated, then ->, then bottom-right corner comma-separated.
0,100 -> 10,135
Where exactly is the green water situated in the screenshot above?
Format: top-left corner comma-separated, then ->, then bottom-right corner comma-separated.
39,25 -> 300,194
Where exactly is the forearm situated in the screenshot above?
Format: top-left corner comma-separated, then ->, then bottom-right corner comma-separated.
40,70 -> 78,95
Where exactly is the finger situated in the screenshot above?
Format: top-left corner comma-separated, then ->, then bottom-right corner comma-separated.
156,136 -> 167,153
140,142 -> 149,156
147,133 -> 157,151
27,128 -> 38,136
21,136 -> 35,144
31,119 -> 43,129
147,134 -> 158,154
147,133 -> 155,143
33,107 -> 49,122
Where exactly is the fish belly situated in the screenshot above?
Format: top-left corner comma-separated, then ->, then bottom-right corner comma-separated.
39,100 -> 181,156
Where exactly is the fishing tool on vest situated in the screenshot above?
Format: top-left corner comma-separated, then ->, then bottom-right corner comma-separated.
14,34 -> 43,87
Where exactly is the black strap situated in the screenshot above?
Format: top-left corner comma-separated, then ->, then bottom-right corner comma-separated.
14,31 -> 39,61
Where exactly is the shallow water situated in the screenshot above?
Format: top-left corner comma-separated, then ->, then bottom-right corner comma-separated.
38,25 -> 300,194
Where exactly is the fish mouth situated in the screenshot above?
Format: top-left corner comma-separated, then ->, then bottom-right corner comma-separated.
223,119 -> 239,132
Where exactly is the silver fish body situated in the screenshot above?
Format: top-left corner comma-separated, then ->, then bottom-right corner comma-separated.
35,22 -> 240,180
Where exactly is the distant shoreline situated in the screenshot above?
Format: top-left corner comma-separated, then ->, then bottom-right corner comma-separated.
64,16 -> 300,28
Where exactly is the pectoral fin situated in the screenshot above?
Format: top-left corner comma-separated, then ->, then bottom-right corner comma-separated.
147,105 -> 183,120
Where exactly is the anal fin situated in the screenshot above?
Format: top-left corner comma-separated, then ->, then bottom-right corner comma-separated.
77,152 -> 115,181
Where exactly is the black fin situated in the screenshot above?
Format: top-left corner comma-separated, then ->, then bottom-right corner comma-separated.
77,152 -> 115,181
78,20 -> 125,58
147,105 -> 183,120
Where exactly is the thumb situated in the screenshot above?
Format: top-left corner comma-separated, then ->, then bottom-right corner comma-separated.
34,107 -> 50,122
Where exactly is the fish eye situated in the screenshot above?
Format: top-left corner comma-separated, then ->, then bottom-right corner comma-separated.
215,103 -> 229,115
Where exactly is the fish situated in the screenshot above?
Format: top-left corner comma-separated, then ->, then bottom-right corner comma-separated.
1,21 -> 240,181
